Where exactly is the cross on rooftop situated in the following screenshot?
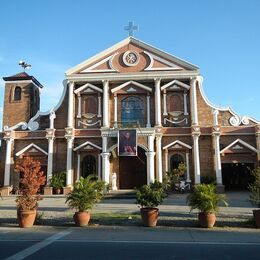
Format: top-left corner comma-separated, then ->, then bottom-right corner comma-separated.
124,21 -> 138,37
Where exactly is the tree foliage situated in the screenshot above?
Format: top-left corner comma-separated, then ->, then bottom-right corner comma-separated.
15,157 -> 46,210
187,184 -> 228,213
66,175 -> 106,212
249,167 -> 260,208
136,181 -> 166,208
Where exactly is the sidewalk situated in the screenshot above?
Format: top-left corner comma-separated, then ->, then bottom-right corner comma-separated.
0,191 -> 258,229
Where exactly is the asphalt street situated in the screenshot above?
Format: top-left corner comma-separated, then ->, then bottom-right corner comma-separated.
1,226 -> 260,260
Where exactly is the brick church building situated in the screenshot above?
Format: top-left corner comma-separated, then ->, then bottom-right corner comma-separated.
0,37 -> 259,195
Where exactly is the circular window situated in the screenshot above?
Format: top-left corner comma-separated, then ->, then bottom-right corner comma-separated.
123,50 -> 140,66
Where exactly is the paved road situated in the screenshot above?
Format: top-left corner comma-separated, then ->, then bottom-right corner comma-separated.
1,226 -> 260,259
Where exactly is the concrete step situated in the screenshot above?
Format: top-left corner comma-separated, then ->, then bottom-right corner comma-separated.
104,189 -> 136,199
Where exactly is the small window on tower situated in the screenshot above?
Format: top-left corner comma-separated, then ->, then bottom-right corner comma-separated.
14,86 -> 22,101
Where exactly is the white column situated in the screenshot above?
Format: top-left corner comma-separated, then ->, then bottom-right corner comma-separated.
163,91 -> 167,116
98,154 -> 101,180
101,152 -> 110,184
256,125 -> 260,162
146,95 -> 151,127
76,153 -> 80,181
155,78 -> 162,126
114,94 -> 117,127
97,95 -> 102,117
47,137 -> 54,185
212,109 -> 219,126
146,135 -> 155,184
77,94 -> 82,118
164,149 -> 169,173
192,134 -> 201,184
66,137 -> 74,186
213,133 -> 222,185
190,78 -> 198,125
67,81 -> 74,128
184,93 -> 188,115
156,135 -> 163,182
4,137 -> 13,186
101,135 -> 110,184
185,152 -> 191,182
102,80 -> 109,127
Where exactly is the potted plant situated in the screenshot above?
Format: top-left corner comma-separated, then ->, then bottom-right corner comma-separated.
136,181 -> 166,227
65,175 -> 106,227
249,167 -> 260,228
15,157 -> 46,228
187,183 -> 228,228
50,171 -> 66,194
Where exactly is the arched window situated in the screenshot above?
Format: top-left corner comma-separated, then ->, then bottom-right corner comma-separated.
14,86 -> 22,101
169,94 -> 182,112
170,153 -> 184,171
83,96 -> 97,116
121,96 -> 145,126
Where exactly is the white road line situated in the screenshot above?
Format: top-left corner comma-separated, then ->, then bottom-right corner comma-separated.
47,240 -> 260,246
5,229 -> 72,260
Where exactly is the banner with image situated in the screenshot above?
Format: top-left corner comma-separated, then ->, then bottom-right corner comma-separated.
118,129 -> 137,156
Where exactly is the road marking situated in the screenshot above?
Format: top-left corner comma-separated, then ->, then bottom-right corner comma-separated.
5,229 -> 72,260
52,240 -> 260,246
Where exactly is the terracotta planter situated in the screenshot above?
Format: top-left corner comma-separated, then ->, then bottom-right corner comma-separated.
253,209 -> 260,228
140,207 -> 159,227
198,212 -> 216,228
17,209 -> 37,228
54,188 -> 62,195
73,211 -> 91,227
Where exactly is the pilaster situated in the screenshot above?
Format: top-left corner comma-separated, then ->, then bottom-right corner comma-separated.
256,124 -> 260,164
155,133 -> 163,182
67,81 -> 75,128
45,128 -> 56,186
192,126 -> 201,184
190,77 -> 198,125
154,78 -> 162,126
102,80 -> 109,127
3,130 -> 14,188
146,134 -> 155,184
65,127 -> 74,188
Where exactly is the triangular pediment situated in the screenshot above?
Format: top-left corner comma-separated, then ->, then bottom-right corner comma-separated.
16,143 -> 48,156
220,139 -> 258,154
73,141 -> 102,152
66,37 -> 199,75
163,140 -> 192,150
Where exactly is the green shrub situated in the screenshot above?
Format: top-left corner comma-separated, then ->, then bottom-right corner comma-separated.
249,167 -> 260,207
66,175 -> 106,212
50,171 -> 66,189
136,181 -> 166,208
187,184 -> 228,213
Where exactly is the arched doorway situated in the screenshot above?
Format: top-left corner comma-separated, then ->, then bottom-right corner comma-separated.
170,153 -> 184,171
119,147 -> 147,189
82,155 -> 96,178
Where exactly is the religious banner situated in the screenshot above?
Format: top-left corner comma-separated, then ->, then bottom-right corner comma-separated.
118,129 -> 137,156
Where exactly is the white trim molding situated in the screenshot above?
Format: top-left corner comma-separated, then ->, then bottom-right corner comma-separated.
161,79 -> 190,91
16,143 -> 48,157
74,83 -> 103,94
111,80 -> 152,93
163,140 -> 192,150
4,121 -> 28,131
220,139 -> 258,154
74,141 -> 102,152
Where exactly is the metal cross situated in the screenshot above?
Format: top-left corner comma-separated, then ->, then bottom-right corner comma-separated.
124,21 -> 138,37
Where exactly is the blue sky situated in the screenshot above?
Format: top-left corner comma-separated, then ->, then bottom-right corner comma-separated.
0,0 -> 259,128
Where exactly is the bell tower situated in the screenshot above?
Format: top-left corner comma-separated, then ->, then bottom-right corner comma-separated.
2,72 -> 43,129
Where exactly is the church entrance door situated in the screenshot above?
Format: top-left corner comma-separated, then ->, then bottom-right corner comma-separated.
119,147 -> 147,189
222,163 -> 254,190
82,155 -> 96,178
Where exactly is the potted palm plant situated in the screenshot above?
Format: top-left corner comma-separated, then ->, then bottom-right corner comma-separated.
136,181 -> 166,227
187,183 -> 228,228
50,171 -> 66,194
249,167 -> 260,228
15,157 -> 46,228
66,175 -> 106,227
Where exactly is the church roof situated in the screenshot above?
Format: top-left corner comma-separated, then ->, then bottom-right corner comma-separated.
66,36 -> 199,76
3,71 -> 44,88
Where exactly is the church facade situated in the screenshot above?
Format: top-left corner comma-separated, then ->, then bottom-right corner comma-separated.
0,37 -> 259,195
